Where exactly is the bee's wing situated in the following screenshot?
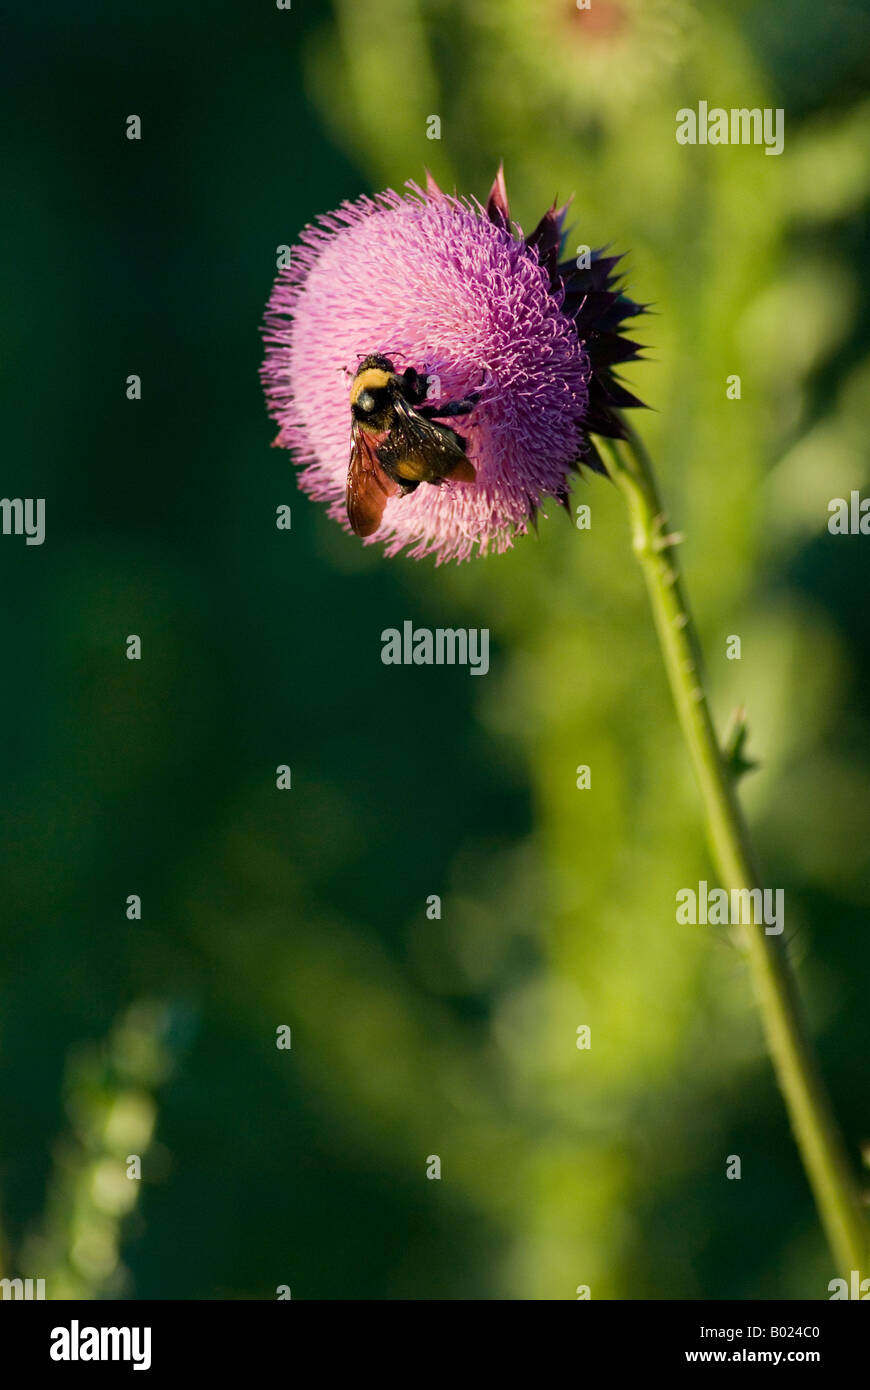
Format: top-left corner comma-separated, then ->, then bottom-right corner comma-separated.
346,422 -> 399,537
385,397 -> 476,483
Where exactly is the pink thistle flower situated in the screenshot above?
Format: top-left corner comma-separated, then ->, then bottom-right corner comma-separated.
261,168 -> 644,563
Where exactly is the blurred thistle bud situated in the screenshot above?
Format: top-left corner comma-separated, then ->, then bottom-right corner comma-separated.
476,0 -> 693,124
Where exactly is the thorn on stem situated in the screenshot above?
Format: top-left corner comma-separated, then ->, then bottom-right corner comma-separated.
722,707 -> 760,781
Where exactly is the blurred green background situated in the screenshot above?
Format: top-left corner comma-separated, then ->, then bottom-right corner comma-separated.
2,0 -> 869,1300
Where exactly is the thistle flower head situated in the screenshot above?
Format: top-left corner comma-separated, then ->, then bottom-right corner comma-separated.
262,168 -> 644,562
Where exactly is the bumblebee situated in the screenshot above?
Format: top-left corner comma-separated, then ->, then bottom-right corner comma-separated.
346,354 -> 477,537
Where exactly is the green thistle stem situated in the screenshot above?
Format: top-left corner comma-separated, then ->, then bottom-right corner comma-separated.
604,424 -> 868,1279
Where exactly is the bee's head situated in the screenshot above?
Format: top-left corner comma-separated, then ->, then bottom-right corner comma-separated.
351,355 -> 398,423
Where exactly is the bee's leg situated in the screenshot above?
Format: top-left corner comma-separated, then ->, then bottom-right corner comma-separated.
416,394 -> 479,420
397,480 -> 421,497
